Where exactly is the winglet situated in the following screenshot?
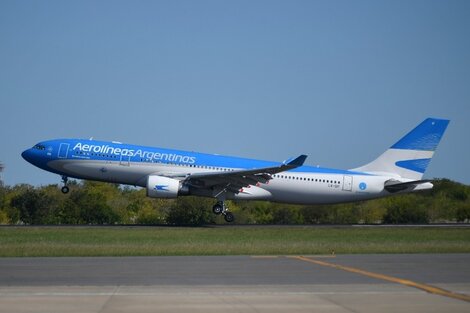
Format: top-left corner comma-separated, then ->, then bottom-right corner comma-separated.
283,155 -> 308,167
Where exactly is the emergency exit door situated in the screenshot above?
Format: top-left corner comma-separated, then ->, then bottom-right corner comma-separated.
343,175 -> 353,191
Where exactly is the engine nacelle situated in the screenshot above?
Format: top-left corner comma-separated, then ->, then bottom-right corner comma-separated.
146,175 -> 181,198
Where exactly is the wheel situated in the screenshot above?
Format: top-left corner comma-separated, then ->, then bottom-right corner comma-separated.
61,186 -> 69,194
224,212 -> 235,223
212,204 -> 223,215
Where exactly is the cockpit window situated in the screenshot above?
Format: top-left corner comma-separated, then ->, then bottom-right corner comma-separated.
33,144 -> 46,150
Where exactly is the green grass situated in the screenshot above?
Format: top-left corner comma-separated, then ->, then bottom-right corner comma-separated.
0,226 -> 469,257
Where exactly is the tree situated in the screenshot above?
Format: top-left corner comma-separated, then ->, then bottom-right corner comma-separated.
10,186 -> 59,224
0,185 -> 9,224
356,200 -> 386,224
1,178 -> 470,225
166,197 -> 214,225
68,188 -> 120,224
234,201 -> 275,224
272,206 -> 303,224
383,195 -> 429,224
301,206 -> 330,224
455,202 -> 470,222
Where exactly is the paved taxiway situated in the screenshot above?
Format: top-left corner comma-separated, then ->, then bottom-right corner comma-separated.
0,254 -> 469,312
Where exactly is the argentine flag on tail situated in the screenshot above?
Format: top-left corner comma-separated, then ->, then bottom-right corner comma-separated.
352,118 -> 450,180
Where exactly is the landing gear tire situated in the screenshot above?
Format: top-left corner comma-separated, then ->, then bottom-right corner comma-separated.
61,176 -> 69,194
212,204 -> 223,215
223,212 -> 235,223
213,200 -> 235,222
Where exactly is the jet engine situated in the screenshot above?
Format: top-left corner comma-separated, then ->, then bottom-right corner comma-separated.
146,175 -> 185,198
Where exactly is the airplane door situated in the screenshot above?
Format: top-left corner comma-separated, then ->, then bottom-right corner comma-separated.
119,154 -> 130,166
58,143 -> 69,159
343,175 -> 353,191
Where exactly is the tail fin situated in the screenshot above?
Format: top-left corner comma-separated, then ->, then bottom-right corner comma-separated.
351,118 -> 450,180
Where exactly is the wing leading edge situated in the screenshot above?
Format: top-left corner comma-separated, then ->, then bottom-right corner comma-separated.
185,155 -> 308,194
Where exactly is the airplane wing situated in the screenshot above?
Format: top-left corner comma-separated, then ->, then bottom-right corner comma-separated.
184,155 -> 307,194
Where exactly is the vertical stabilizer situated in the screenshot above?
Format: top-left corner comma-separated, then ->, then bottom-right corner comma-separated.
351,118 -> 450,180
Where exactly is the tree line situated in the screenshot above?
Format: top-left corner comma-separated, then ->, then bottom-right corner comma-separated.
0,179 -> 469,225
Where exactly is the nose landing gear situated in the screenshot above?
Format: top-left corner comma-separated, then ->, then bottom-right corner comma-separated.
61,175 -> 69,194
212,201 -> 235,223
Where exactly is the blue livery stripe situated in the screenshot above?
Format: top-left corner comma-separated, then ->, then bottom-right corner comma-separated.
44,139 -> 371,176
391,118 -> 449,151
395,158 -> 431,173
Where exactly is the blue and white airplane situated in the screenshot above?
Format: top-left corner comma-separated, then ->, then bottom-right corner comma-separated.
22,118 -> 449,222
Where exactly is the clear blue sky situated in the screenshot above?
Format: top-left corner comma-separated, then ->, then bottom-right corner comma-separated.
1,0 -> 469,186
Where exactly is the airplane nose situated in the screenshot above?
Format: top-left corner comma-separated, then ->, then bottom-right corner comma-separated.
21,149 -> 33,163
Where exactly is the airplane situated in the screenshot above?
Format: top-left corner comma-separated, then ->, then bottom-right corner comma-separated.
22,118 -> 449,223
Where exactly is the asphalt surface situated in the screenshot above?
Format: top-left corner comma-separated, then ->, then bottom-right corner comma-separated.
0,254 -> 469,312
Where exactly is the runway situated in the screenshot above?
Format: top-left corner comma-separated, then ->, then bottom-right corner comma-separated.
0,254 -> 469,312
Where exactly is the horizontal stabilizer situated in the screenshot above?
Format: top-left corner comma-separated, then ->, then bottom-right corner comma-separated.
384,179 -> 433,193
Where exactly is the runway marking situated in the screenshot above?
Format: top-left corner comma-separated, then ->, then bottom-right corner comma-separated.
299,255 -> 336,258
291,255 -> 470,303
0,291 -> 427,297
251,255 -> 279,259
251,255 -> 335,259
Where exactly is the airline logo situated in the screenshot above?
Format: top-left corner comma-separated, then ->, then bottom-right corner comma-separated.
359,182 -> 367,190
154,185 -> 169,191
72,143 -> 196,164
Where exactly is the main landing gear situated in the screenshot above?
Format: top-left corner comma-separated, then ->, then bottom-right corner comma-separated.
212,201 -> 235,223
61,175 -> 69,194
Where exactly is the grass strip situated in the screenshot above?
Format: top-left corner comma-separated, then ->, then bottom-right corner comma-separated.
0,226 -> 469,257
